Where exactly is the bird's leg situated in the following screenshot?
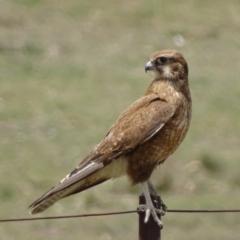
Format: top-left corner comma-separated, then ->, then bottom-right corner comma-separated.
141,181 -> 163,228
147,180 -> 168,215
147,179 -> 158,195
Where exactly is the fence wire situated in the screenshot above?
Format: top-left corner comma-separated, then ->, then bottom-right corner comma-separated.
1,209 -> 240,223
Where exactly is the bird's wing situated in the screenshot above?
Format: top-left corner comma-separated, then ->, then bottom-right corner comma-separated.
29,94 -> 175,210
94,94 -> 175,155
45,94 -> 174,191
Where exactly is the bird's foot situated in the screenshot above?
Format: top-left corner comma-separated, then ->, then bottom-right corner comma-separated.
160,201 -> 167,216
146,179 -> 167,216
138,204 -> 163,228
140,181 -> 164,228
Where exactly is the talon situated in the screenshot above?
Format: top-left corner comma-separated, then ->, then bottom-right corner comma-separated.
161,202 -> 168,212
141,182 -> 165,228
139,203 -> 164,228
160,202 -> 167,216
143,206 -> 163,227
144,209 -> 151,223
156,218 -> 163,229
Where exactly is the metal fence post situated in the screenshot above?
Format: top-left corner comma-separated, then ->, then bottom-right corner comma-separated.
138,194 -> 162,240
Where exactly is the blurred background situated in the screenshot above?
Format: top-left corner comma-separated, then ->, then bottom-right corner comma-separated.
0,0 -> 240,239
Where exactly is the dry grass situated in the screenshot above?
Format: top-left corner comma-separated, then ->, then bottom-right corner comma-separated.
0,0 -> 240,239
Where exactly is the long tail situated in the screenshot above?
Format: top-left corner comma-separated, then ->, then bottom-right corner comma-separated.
29,175 -> 108,214
29,158 -> 109,214
29,156 -> 127,214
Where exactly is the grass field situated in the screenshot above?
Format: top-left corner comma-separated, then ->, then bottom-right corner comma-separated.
0,0 -> 240,239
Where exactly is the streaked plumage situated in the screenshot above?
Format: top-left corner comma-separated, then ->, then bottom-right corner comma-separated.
29,49 -> 191,227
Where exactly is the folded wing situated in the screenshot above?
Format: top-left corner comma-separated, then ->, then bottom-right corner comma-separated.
29,94 -> 175,214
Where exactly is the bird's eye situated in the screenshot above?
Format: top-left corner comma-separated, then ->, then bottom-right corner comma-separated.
156,57 -> 168,65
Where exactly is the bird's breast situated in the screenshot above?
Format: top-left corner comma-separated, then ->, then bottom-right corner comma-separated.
161,105 -> 191,157
126,99 -> 191,184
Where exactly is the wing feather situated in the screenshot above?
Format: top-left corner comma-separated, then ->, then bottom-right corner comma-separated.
29,94 -> 175,213
49,94 -> 175,192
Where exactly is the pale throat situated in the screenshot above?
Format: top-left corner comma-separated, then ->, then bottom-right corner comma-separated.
151,79 -> 182,105
163,66 -> 174,79
153,65 -> 178,81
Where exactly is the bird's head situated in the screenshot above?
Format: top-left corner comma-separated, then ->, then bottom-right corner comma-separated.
145,49 -> 188,82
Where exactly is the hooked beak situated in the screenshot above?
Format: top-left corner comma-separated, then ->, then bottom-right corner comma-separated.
145,61 -> 155,72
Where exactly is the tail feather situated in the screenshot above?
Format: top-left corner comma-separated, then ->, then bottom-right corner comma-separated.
29,157 -> 127,214
29,177 -> 108,214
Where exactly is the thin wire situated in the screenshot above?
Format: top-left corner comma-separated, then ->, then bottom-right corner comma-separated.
168,209 -> 240,213
1,209 -> 240,223
0,211 -> 136,223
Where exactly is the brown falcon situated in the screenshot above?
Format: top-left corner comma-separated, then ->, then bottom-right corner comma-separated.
29,49 -> 191,227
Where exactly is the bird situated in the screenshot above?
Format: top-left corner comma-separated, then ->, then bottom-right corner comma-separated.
29,49 -> 192,228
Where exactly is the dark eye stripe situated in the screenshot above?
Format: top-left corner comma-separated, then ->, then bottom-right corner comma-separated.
156,56 -> 168,65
